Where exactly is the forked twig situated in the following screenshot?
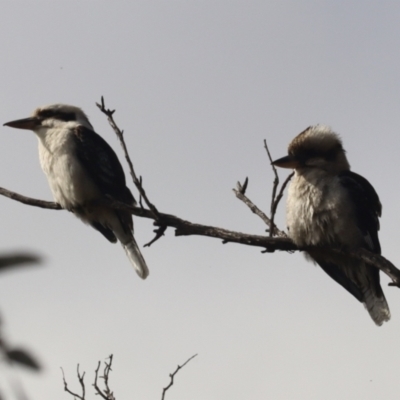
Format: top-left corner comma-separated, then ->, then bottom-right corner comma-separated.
235,141 -> 289,239
93,355 -> 115,400
264,139 -> 279,216
96,97 -> 159,219
270,172 -> 294,219
263,140 -> 294,237
233,179 -> 287,237
144,225 -> 167,247
161,354 -> 197,400
61,365 -> 86,400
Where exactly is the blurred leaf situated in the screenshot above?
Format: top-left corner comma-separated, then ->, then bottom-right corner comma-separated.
6,348 -> 41,371
0,254 -> 41,273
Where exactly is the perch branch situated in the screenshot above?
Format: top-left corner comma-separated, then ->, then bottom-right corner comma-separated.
0,187 -> 399,287
0,187 -> 296,251
0,187 -> 61,210
1,186 -> 399,287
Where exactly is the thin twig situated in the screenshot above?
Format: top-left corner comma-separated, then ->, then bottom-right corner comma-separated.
144,225 -> 167,247
161,354 -> 197,400
270,172 -> 294,219
96,97 -> 159,219
101,355 -> 114,399
264,139 -> 279,217
138,176 -> 144,208
233,184 -> 287,238
237,177 -> 249,195
61,366 -> 86,400
94,362 -> 109,400
264,140 -> 292,237
93,355 -> 115,400
0,187 -> 61,210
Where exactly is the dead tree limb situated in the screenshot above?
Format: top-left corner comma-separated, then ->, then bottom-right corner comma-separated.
233,178 -> 287,238
161,354 -> 197,400
1,186 -> 399,287
0,187 -> 296,251
96,97 -> 159,219
0,187 -> 61,210
93,355 -> 115,400
61,365 -> 86,400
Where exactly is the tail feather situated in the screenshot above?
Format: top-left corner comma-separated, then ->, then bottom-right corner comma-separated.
123,238 -> 149,279
362,287 -> 390,326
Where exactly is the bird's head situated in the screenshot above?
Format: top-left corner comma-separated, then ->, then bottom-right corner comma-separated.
3,104 -> 93,133
272,125 -> 350,174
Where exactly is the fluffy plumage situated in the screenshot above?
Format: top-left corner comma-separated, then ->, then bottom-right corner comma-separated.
273,125 -> 390,325
4,104 -> 149,279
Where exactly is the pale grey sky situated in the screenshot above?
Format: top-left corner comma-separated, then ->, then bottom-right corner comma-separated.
1,1 -> 400,399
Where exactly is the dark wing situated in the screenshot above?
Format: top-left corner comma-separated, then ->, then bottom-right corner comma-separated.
317,170 -> 383,302
316,261 -> 364,302
338,170 -> 382,254
73,125 -> 135,205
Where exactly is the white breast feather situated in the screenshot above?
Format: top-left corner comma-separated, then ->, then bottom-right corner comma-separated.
37,125 -> 100,209
287,169 -> 359,248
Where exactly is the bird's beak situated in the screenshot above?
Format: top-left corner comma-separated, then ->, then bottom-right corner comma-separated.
271,155 -> 300,169
3,117 -> 40,131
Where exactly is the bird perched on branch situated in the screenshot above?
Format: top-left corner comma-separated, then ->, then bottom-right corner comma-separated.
272,125 -> 389,325
4,104 -> 149,279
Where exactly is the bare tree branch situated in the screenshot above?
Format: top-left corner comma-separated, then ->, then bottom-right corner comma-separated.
144,225 -> 167,247
264,139 -> 279,217
0,187 -> 61,210
0,186 -> 399,287
263,140 -> 294,237
96,97 -> 159,219
61,366 -> 86,400
93,355 -> 115,400
0,187 -> 296,251
233,179 -> 287,238
161,354 -> 197,400
270,171 -> 294,220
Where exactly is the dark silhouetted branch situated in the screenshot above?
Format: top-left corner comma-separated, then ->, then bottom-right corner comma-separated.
61,366 -> 86,400
0,187 -> 399,287
161,354 -> 197,400
94,355 -> 115,400
96,97 -> 159,219
233,179 -> 287,238
263,140 -> 294,237
0,187 -> 61,210
0,187 -> 296,251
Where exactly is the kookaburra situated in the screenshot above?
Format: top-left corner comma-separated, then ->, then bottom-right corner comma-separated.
272,125 -> 390,325
4,104 -> 149,279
